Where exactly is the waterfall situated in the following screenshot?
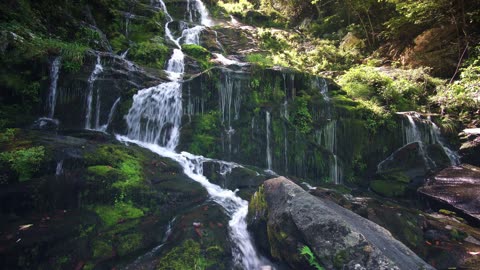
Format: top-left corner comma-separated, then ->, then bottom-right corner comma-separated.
85,55 -> 103,129
220,72 -> 234,126
403,113 -> 459,167
125,82 -> 182,149
120,3 -> 266,267
55,160 -> 64,176
282,73 -> 288,173
157,0 -> 180,48
404,114 -> 422,144
317,121 -> 342,184
166,49 -> 185,81
266,111 -> 273,171
429,119 -> 460,165
317,77 -> 329,101
46,56 -> 62,119
186,0 -> 193,22
379,112 -> 460,172
179,25 -> 205,45
194,0 -> 213,26
99,97 -> 121,132
124,217 -> 177,270
120,49 -> 129,59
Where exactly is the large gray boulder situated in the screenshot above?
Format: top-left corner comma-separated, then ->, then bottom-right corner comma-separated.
249,177 -> 434,270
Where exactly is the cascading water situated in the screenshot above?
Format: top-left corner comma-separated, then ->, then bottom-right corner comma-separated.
266,111 -> 273,171
120,2 -> 266,268
99,97 -> 121,132
46,56 -> 62,119
378,112 -> 460,172
125,82 -> 182,149
316,120 -> 342,184
429,119 -> 460,165
85,55 -> 103,129
55,160 -> 64,176
166,49 -> 185,81
282,74 -> 288,173
194,0 -> 213,26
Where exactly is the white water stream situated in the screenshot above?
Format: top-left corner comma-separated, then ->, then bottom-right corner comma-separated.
46,56 -> 62,119
85,55 -> 103,129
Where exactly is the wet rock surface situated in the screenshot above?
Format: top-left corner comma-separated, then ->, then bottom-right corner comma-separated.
419,165 -> 480,225
250,177 -> 434,270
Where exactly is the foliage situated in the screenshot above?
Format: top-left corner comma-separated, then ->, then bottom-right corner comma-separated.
245,53 -> 273,67
0,128 -> 16,143
299,245 -> 324,270
182,44 -> 212,70
217,0 -> 254,16
430,51 -> 480,123
338,65 -> 442,112
0,146 -> 45,181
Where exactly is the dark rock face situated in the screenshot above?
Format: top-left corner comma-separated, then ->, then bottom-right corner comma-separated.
250,177 -> 434,270
459,129 -> 480,166
373,141 -> 451,197
53,52 -> 163,132
419,165 -> 480,224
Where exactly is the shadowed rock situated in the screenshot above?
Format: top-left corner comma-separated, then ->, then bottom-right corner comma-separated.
419,165 -> 480,224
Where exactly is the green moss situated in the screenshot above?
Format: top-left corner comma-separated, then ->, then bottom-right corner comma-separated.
130,38 -> 169,69
92,203 -> 144,227
92,239 -> 113,259
333,250 -> 347,269
439,209 -> 457,216
87,165 -> 115,177
182,44 -> 212,70
450,228 -> 467,241
248,185 -> 267,220
117,233 -> 143,256
370,179 -> 406,197
299,245 -> 324,270
188,111 -> 220,157
292,97 -> 313,134
85,144 -> 144,191
157,239 -> 210,270
0,146 -> 45,181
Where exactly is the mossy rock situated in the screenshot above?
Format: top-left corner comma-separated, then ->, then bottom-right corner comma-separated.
370,179 -> 407,197
182,44 -> 213,70
91,203 -> 144,227
116,233 -> 144,256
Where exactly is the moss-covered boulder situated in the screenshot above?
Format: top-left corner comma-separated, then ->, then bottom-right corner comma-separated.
249,177 -> 435,270
0,129 -> 209,269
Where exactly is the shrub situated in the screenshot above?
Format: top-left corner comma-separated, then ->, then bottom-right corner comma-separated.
245,53 -> 273,67
0,146 -> 45,181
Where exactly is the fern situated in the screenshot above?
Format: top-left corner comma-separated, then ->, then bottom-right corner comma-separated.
299,246 -> 324,270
